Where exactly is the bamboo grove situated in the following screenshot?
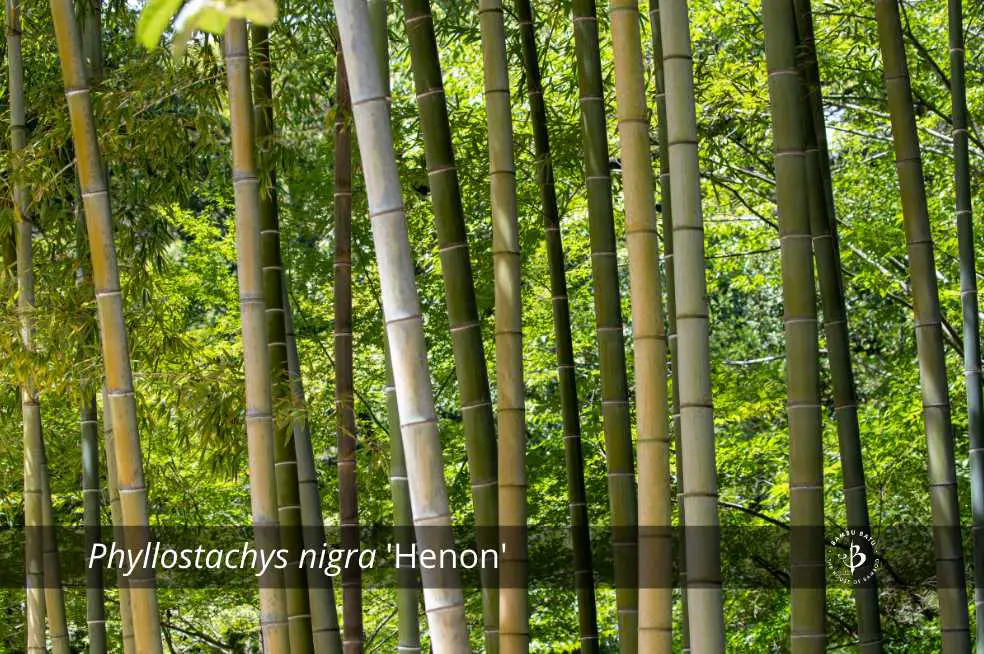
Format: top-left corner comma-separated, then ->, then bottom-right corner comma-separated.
1,0 -> 983,651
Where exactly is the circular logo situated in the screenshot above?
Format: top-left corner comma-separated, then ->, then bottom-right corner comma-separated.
833,528 -> 879,585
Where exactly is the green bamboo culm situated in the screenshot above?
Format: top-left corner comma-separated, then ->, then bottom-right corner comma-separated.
101,387 -> 135,654
647,4 -> 689,650
50,0 -> 164,647
762,2 -> 826,651
7,0 -> 45,649
607,0 -> 673,648
370,6 -> 423,650
248,24 -> 317,654
399,1 -> 500,648
873,1 -> 970,650
223,20 -> 292,654
657,1 -> 725,650
477,1 -> 528,652
948,1 -> 984,649
514,1 -> 599,649
791,2 -> 882,649
570,2 -> 638,648
332,48 -> 363,654
334,1 -> 471,649
82,395 -> 107,654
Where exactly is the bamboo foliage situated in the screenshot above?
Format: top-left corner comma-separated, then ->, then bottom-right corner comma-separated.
399,0 -> 501,647
608,0 -> 673,649
872,1 -> 970,650
514,0 -> 599,649
333,48 -> 363,654
791,2 -> 882,649
223,20 -> 291,654
249,24 -> 316,654
647,4 -> 690,650
570,2 -> 638,649
657,1 -> 725,650
49,0 -> 163,649
477,1 -> 527,652
334,1 -> 470,649
762,1 -> 825,650
947,1 -> 984,649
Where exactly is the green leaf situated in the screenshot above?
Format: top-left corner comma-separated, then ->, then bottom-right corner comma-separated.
136,0 -> 185,49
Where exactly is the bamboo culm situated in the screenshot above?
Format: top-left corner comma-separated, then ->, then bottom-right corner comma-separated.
658,1 -> 726,650
873,1 -> 970,650
514,0 -> 599,649
223,20 -> 292,654
335,1 -> 471,649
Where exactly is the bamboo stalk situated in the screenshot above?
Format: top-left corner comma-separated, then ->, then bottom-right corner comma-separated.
873,2 -> 970,650
657,1 -> 725,650
791,2 -> 882,649
332,48 -> 363,654
398,1 -> 501,647
514,0 -> 599,649
82,395 -> 107,654
49,0 -> 163,648
101,387 -> 135,654
223,20 -> 292,654
248,24 -> 316,654
762,2 -> 825,650
608,0 -> 673,649
647,4 -> 689,650
335,1 -> 471,648
477,1 -> 527,652
947,2 -> 984,650
570,2 -> 638,648
283,287 -> 344,654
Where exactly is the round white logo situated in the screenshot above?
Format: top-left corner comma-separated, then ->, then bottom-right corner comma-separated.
833,528 -> 879,585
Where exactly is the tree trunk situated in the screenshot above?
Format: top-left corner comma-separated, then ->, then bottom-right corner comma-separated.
873,2 -> 970,650
50,0 -> 163,648
249,23 -> 316,654
948,1 -> 984,650
332,48 -> 363,654
283,287 -> 344,654
514,1 -> 599,649
223,20 -> 292,654
647,4 -> 690,650
570,2 -> 638,649
9,1 -> 70,650
399,1 -> 501,648
477,1 -> 527,652
791,2 -> 882,649
762,2 -> 825,651
334,2 -> 471,649
657,1 -> 725,650
608,0 -> 673,649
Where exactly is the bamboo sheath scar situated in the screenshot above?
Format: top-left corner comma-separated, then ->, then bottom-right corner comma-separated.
224,20 -> 292,654
514,0 -> 600,649
249,23 -> 317,654
477,1 -> 528,652
335,1 -> 470,650
657,1 -> 725,651
399,1 -> 500,648
648,4 -> 690,650
49,0 -> 163,648
762,2 -> 825,651
948,1 -> 984,650
873,1 -> 971,650
371,5 -> 423,651
102,387 -> 135,654
570,1 -> 638,649
791,1 -> 882,649
608,0 -> 673,650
